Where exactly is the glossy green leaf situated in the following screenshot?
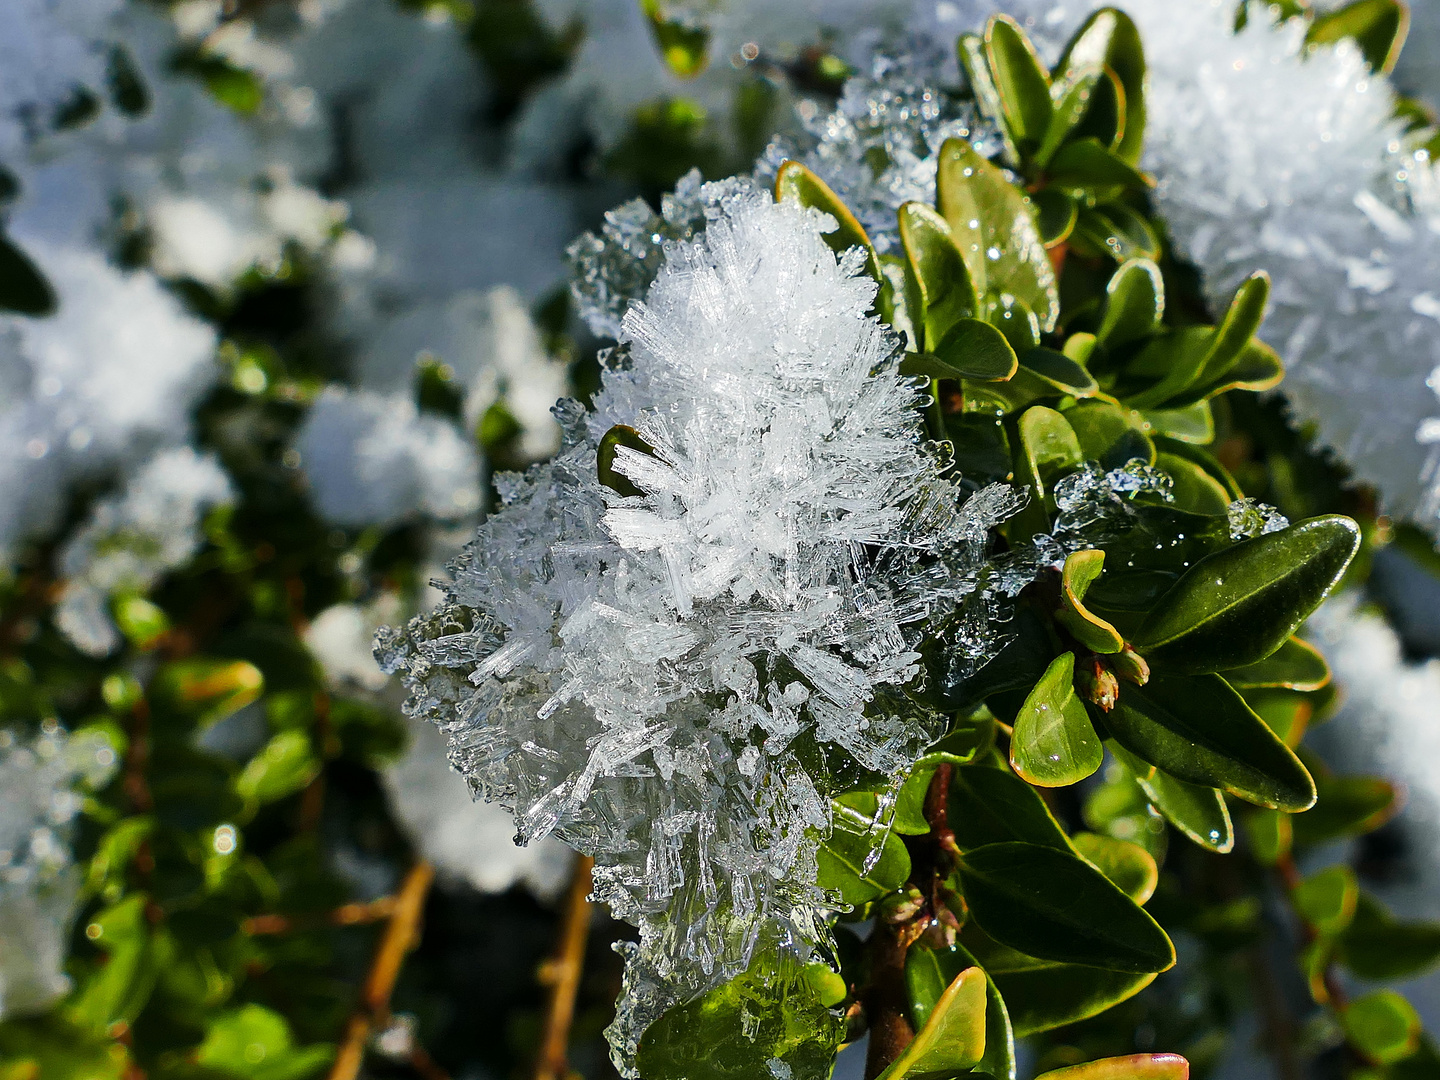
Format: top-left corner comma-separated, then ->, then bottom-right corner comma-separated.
959,33 -> 1014,161
816,799 -> 912,904
1221,636 -> 1331,691
986,962 -> 1155,1038
1063,400 -> 1154,470
1110,742 -> 1233,853
983,292 -> 1041,352
948,764 -> 1072,851
1165,272 -> 1271,407
235,731 -> 320,807
924,317 -> 1020,381
1133,516 -> 1361,673
1143,402 -> 1214,444
1036,1055 -> 1189,1080
1156,452 -> 1229,516
876,966 -> 988,1080
1054,8 -> 1147,164
774,159 -> 883,286
1344,990 -> 1422,1065
1100,673 -> 1315,810
956,841 -> 1175,973
899,201 -> 979,349
1017,347 -> 1099,396
1033,188 -> 1078,247
1097,258 -> 1164,346
1011,652 -> 1104,786
0,231 -> 57,315
1071,832 -> 1157,905
906,941 -> 1016,1080
1018,406 -> 1084,500
1046,137 -> 1150,193
1306,0 -> 1410,74
1337,893 -> 1440,980
1037,64 -> 1105,168
1071,203 -> 1158,262
1183,340 -> 1284,403
597,423 -> 657,499
637,946 -> 846,1080
195,1004 -> 334,1080
1293,767 -> 1399,845
1152,437 -> 1244,499
1293,865 -> 1359,936
1057,549 -> 1126,654
984,15 -> 1053,158
936,138 -> 1059,331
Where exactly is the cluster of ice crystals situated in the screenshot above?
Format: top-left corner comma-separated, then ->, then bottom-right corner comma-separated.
0,722 -> 118,1019
54,447 -> 233,657
380,186 -> 1021,1069
294,387 -> 482,530
758,47 -> 999,255
1226,497 -> 1290,541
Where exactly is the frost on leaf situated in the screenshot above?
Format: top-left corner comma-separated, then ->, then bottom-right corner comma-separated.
380,183 -> 1022,1071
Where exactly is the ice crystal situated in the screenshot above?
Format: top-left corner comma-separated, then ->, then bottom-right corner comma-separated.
379,185 -> 1021,1069
1226,498 -> 1290,541
0,722 -> 118,1018
294,387 -> 482,530
54,447 -> 233,657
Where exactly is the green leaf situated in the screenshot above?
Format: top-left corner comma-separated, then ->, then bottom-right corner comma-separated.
1071,832 -> 1157,905
153,658 -> 265,730
906,942 -> 1016,1080
1169,272 -> 1272,407
1063,400 -> 1154,470
983,15 -> 1053,159
1337,893 -> 1440,980
640,0 -> 711,77
918,317 -> 1019,381
1344,990 -> 1422,1065
1018,406 -> 1084,503
1243,808 -> 1292,866
948,764 -> 1071,852
1046,138 -> 1151,193
900,201 -> 980,349
1306,0 -> 1410,74
816,799 -> 912,904
1293,767 -> 1399,845
877,966 -> 988,1080
196,1005 -> 334,1080
1183,340 -> 1284,403
1132,516 -> 1361,673
1293,866 -> 1359,936
1032,189 -> 1078,248
879,253 -> 924,350
67,895 -> 159,1033
1017,347 -> 1099,396
637,946 -> 846,1080
1011,653 -> 1104,786
982,292 -> 1041,353
1072,203 -> 1158,262
0,232 -> 57,315
1099,673 -> 1315,811
959,33 -> 1014,162
235,731 -> 320,807
956,841 -> 1175,973
983,960 -> 1155,1038
1097,258 -> 1163,347
1156,452 -> 1230,516
597,423 -> 657,499
1111,743 -> 1233,853
1057,549 -> 1126,654
1036,1055 -> 1190,1080
937,606 -> 1052,710
1142,402 -> 1214,444
936,138 -> 1059,332
1054,9 -> 1147,164
1221,636 -> 1331,691
1152,437 -> 1243,499
1036,64 -> 1104,168
774,159 -> 883,286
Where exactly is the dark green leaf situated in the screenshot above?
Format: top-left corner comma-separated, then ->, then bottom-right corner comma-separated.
1018,347 -> 1099,396
1071,203 -> 1158,262
956,841 -> 1175,973
0,231 -> 57,315
936,138 -> 1059,331
982,292 -> 1041,353
925,317 -> 1019,381
1054,9 -> 1147,164
1062,400 -> 1154,470
1033,188 -> 1078,246
1046,138 -> 1151,193
939,606 -> 1053,710
1017,406 -> 1083,503
236,731 -> 320,807
816,799 -> 912,904
1336,893 -> 1440,980
1156,452 -> 1230,516
1133,516 -> 1361,673
1111,743 -> 1234,853
906,941 -> 1016,1080
1142,402 -> 1214,444
983,15 -> 1053,158
876,966 -> 987,1080
1099,673 -> 1315,811
1036,64 -> 1105,168
1221,636 -> 1331,691
1097,258 -> 1163,347
899,201 -> 979,349
1343,990 -> 1422,1065
1306,0 -> 1410,74
1071,832 -> 1158,905
1011,652 -> 1104,786
597,423 -> 657,499
1292,766 -> 1399,845
636,946 -> 846,1080
948,764 -> 1072,852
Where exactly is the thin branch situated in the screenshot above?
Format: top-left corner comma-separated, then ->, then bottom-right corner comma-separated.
533,855 -> 595,1080
243,895 -> 399,936
327,861 -> 435,1080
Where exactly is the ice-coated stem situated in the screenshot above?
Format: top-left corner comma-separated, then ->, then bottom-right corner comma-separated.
534,855 -> 594,1080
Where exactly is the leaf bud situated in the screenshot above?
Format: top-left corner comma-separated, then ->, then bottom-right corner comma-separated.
1111,644 -> 1151,687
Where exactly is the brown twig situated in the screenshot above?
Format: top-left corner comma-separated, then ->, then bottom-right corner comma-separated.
327,861 -> 435,1080
533,855 -> 595,1080
243,895 -> 400,936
